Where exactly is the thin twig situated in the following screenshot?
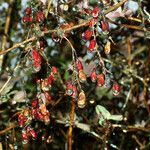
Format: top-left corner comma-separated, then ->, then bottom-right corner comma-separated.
0,0 -> 128,55
68,100 -> 75,150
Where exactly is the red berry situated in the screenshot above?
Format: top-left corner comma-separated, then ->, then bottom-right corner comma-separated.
35,10 -> 44,23
22,130 -> 28,144
18,113 -> 25,127
51,66 -> 58,75
23,16 -> 33,23
92,6 -> 99,18
112,84 -> 120,96
72,85 -> 78,98
82,30 -> 93,41
101,20 -> 109,32
32,49 -> 41,71
32,100 -> 38,108
66,82 -> 73,96
25,7 -> 32,15
88,39 -> 96,52
90,68 -> 97,82
32,49 -> 41,62
44,92 -> 52,104
97,74 -> 105,87
76,60 -> 83,71
48,74 -> 54,85
29,129 -> 37,139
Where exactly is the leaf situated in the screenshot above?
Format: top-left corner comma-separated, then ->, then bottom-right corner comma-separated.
109,115 -> 123,121
96,105 -> 123,126
96,105 -> 111,119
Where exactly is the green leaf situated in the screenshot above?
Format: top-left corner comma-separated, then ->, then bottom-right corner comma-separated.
96,105 -> 111,119
109,115 -> 123,121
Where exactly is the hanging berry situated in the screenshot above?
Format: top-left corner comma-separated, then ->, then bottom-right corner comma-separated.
22,130 -> 29,144
97,74 -> 105,87
32,100 -> 38,108
112,84 -> 120,96
104,41 -> 111,55
25,7 -> 32,15
23,16 -> 33,23
29,128 -> 37,139
76,59 -> 83,71
66,82 -> 73,96
92,6 -> 99,18
18,113 -> 25,127
101,20 -> 109,32
90,68 -> 97,82
51,66 -> 58,75
35,10 -> 45,23
71,85 -> 78,99
31,49 -> 42,72
79,70 -> 87,82
41,79 -> 50,91
82,29 -> 93,41
77,91 -> 86,108
88,39 -> 96,52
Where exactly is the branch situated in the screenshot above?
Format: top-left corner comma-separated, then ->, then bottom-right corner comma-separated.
68,99 -> 75,150
0,0 -> 128,55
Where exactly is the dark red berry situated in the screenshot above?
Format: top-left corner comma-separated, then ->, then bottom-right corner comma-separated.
88,39 -> 96,52
101,20 -> 109,32
35,10 -> 44,23
32,100 -> 38,108
25,7 -> 32,15
48,74 -> 54,85
112,84 -> 120,96
82,30 -> 93,41
23,16 -> 33,23
92,6 -> 99,18
29,129 -> 37,139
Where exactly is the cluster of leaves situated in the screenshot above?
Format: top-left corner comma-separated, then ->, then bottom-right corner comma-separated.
0,0 -> 150,149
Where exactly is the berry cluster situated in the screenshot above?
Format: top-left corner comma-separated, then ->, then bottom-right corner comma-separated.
18,66 -> 58,143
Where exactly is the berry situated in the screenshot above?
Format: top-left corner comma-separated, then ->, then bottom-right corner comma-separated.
88,39 -> 96,52
79,70 -> 86,82
18,113 -> 25,127
72,85 -> 78,98
77,91 -> 86,108
25,7 -> 32,15
82,30 -> 93,41
23,16 -> 33,23
29,129 -> 37,139
31,49 -> 41,72
51,66 -> 58,75
97,74 -> 105,87
66,82 -> 73,96
35,10 -> 44,23
32,100 -> 38,108
90,68 -> 97,82
101,20 -> 109,32
48,74 -> 54,86
112,84 -> 120,96
92,6 -> 99,18
76,60 -> 83,71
